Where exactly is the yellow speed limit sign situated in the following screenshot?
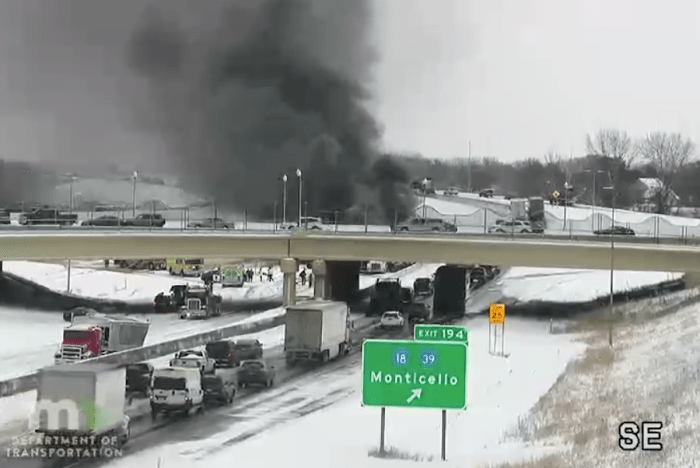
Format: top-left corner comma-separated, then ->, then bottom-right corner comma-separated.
489,304 -> 505,324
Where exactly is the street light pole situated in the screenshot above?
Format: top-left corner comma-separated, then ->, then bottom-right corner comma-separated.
69,176 -> 75,214
296,169 -> 302,226
584,169 -> 606,230
282,174 -> 288,226
467,141 -> 472,193
603,171 -> 616,347
422,177 -> 428,218
563,182 -> 569,230
609,188 -> 616,347
132,171 -> 138,217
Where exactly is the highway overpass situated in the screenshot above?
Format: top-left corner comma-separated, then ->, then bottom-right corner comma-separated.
0,229 -> 697,271
1,230 -> 697,305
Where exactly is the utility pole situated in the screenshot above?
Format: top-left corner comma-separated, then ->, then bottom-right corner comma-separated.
296,169 -> 302,226
132,171 -> 138,217
467,141 -> 472,193
282,174 -> 288,226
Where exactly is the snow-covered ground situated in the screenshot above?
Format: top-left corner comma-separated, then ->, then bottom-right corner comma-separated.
3,261 -> 284,303
495,292 -> 700,467
436,192 -> 700,237
465,267 -> 683,312
100,316 -> 585,468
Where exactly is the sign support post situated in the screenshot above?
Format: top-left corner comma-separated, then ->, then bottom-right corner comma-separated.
380,407 -> 386,456
489,304 -> 506,356
441,409 -> 447,461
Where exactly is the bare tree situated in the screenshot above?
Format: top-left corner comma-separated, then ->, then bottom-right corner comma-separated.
586,129 -> 634,163
543,149 -> 562,166
637,132 -> 695,180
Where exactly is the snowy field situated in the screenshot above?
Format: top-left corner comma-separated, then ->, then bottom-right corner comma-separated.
465,267 -> 682,312
495,291 -> 700,467
434,192 -> 700,238
100,316 -> 585,468
2,261 -> 284,303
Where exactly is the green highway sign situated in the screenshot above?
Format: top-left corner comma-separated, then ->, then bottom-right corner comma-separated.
414,324 -> 469,343
362,339 -> 467,410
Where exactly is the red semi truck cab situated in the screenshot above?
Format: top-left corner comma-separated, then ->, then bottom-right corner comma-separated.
54,325 -> 103,363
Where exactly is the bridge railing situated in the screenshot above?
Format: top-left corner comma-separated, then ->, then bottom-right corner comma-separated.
5,204 -> 700,243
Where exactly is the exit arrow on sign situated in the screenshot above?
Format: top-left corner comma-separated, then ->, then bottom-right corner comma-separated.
406,388 -> 422,403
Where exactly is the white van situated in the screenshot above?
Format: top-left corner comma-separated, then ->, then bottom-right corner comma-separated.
149,367 -> 204,420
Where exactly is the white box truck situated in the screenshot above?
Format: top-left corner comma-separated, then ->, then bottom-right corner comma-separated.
33,364 -> 130,454
284,300 -> 352,365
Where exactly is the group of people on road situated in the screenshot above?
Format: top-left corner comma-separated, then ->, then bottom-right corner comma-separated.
243,267 -> 274,282
299,268 -> 313,288
243,265 -> 313,287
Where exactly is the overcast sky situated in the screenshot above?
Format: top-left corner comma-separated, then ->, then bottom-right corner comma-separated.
0,0 -> 699,166
372,0 -> 700,161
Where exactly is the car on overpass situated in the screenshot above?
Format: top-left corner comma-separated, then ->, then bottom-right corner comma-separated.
82,215 -> 125,227
281,217 -> 328,231
123,213 -> 166,228
594,226 -> 636,236
394,217 -> 458,233
444,187 -> 460,196
187,217 -> 233,229
488,219 -> 533,234
0,209 -> 9,225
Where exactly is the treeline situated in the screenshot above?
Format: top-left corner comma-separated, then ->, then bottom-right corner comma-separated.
390,129 -> 700,214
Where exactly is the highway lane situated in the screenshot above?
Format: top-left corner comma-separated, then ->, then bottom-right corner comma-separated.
4,320 -> 399,468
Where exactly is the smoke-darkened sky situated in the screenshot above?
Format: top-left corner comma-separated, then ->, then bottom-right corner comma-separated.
4,0 -> 698,169
0,0 -> 384,212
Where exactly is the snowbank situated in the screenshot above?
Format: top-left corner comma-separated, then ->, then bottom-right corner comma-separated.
465,267 -> 682,312
498,294 -> 700,466
100,317 -> 584,468
2,261 -> 283,303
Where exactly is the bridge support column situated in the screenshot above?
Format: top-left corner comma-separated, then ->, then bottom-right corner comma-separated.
312,260 -> 327,300
0,260 -> 3,273
326,261 -> 362,302
281,258 -> 298,307
683,272 -> 700,288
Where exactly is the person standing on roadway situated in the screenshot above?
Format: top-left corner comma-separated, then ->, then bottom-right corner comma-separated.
300,268 -> 307,286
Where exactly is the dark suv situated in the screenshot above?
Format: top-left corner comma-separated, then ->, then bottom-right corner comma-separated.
205,340 -> 238,367
233,339 -> 264,360
124,213 -> 166,227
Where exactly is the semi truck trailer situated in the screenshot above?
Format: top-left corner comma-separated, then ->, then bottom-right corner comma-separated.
284,300 -> 352,365
33,364 -> 130,458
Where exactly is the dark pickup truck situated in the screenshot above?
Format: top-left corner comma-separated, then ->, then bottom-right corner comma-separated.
19,208 -> 78,226
123,213 -> 166,228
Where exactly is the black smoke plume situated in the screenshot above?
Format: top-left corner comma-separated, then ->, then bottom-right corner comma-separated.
127,0 -> 410,219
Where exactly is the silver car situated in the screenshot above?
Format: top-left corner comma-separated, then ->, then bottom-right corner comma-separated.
488,219 -> 533,234
395,218 -> 458,233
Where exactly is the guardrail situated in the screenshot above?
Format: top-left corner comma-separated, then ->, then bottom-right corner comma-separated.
0,313 -> 285,398
0,226 -> 699,247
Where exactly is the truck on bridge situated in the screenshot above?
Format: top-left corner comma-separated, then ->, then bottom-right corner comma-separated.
19,207 -> 78,226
